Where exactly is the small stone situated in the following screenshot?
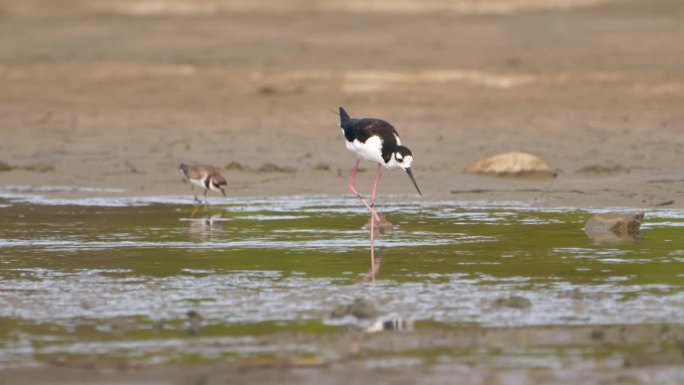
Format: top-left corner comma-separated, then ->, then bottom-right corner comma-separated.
590,329 -> 605,341
256,163 -> 296,173
23,163 -> 55,172
467,151 -> 556,178
0,161 -> 13,171
258,85 -> 277,94
576,164 -> 629,175
225,161 -> 251,172
312,162 -> 330,171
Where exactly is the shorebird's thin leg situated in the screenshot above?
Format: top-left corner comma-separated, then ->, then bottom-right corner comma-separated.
347,159 -> 381,223
370,164 -> 382,206
191,186 -> 200,204
203,190 -> 209,210
190,186 -> 200,217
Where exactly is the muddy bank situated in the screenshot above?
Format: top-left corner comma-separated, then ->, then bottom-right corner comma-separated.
3,324 -> 684,385
0,0 -> 682,208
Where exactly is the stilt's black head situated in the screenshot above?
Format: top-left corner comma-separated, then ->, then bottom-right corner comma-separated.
339,107 -> 350,123
392,146 -> 421,197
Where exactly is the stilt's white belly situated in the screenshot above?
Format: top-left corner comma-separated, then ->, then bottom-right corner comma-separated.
346,136 -> 386,165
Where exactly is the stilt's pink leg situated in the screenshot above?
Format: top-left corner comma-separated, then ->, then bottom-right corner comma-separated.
371,164 -> 382,205
369,208 -> 376,282
347,159 -> 381,223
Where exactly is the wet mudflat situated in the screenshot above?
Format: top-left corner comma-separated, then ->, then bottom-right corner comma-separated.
1,192 -> 684,383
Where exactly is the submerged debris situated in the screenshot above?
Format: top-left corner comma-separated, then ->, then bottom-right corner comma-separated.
492,296 -> 532,309
365,318 -> 414,333
584,212 -> 643,243
624,349 -> 684,367
467,151 -> 556,178
363,213 -> 393,236
237,342 -> 360,369
187,310 -> 204,335
330,298 -> 378,319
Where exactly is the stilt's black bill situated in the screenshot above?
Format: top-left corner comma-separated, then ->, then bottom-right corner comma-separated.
405,168 -> 422,197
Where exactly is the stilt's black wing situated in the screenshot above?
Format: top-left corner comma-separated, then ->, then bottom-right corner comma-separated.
342,118 -> 399,163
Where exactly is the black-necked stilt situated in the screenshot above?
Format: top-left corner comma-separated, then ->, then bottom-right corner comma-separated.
179,163 -> 227,211
338,107 -> 421,279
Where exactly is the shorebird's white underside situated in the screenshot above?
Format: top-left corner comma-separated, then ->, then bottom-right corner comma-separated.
346,136 -> 385,165
188,177 -> 207,190
344,134 -> 402,169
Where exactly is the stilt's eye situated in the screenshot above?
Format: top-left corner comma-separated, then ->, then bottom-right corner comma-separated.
396,153 -> 404,161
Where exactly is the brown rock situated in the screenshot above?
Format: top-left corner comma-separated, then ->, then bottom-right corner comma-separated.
466,152 -> 556,178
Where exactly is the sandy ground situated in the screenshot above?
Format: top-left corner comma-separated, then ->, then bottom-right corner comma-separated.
1,0 -> 684,383
0,0 -> 682,208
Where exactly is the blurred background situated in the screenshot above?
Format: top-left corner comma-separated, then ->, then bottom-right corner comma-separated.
0,0 -> 682,204
2,2 -> 684,383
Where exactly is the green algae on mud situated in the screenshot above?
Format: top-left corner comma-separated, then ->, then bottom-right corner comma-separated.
1,195 -> 684,368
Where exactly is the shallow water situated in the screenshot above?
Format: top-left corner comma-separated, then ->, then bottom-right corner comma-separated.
1,192 -> 683,367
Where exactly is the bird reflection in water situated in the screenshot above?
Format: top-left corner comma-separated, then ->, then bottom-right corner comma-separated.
187,212 -> 228,242
584,212 -> 643,245
360,213 -> 393,281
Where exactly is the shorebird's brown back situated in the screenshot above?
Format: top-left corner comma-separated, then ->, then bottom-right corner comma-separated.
179,163 -> 221,180
209,170 -> 227,187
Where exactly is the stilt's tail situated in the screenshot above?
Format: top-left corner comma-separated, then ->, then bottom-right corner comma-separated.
339,107 -> 350,126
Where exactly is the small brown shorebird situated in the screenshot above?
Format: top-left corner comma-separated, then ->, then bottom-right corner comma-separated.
338,107 -> 422,281
178,163 -> 227,211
